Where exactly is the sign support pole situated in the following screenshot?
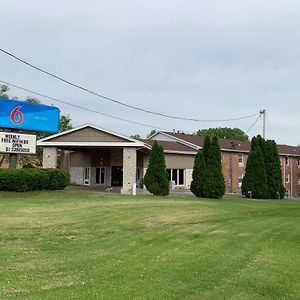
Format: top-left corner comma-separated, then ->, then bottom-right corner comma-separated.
9,154 -> 17,168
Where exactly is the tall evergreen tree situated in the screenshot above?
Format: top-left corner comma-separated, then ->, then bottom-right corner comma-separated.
249,135 -> 285,199
190,150 -> 206,197
242,146 -> 268,199
202,135 -> 211,163
202,136 -> 225,198
144,141 -> 169,196
264,140 -> 285,198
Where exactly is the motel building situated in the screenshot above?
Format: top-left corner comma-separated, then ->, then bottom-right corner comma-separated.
37,124 -> 300,197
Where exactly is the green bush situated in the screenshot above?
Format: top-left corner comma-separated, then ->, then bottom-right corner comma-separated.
0,168 -> 70,192
42,168 -> 70,190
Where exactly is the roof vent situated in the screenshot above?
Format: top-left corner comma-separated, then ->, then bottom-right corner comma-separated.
230,141 -> 237,149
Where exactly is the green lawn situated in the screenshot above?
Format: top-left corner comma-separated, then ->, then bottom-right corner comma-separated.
1,191 -> 300,300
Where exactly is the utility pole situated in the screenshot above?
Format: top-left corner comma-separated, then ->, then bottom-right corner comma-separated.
260,109 -> 266,139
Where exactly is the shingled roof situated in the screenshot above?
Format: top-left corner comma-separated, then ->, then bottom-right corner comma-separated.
140,139 -> 196,153
147,131 -> 300,157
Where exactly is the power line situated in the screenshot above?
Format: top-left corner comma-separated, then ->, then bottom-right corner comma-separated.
0,48 -> 260,122
0,79 -> 171,131
245,112 -> 262,134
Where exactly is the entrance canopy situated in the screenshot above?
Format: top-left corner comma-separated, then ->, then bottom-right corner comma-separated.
37,124 -> 150,194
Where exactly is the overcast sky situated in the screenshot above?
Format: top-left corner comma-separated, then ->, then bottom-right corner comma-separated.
1,0 -> 299,144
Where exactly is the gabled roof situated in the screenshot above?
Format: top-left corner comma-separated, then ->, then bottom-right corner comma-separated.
37,124 -> 146,148
148,131 -> 200,150
141,139 -> 197,154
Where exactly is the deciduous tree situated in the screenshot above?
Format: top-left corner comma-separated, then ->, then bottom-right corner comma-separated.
197,127 -> 248,141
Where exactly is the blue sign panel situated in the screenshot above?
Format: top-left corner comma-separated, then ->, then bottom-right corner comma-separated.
0,98 -> 60,133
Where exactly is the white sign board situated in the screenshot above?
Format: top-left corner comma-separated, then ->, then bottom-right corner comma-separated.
0,132 -> 36,154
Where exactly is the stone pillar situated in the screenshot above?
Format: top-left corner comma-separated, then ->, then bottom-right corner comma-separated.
43,147 -> 57,168
121,148 -> 137,195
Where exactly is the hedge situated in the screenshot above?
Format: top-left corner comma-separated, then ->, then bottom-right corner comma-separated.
0,168 -> 70,192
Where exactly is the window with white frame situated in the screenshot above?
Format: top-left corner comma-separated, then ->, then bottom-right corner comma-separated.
238,153 -> 244,167
285,156 -> 289,166
285,173 -> 290,183
96,167 -> 105,185
298,157 -> 300,167
84,167 -> 90,185
166,169 -> 185,185
238,173 -> 244,188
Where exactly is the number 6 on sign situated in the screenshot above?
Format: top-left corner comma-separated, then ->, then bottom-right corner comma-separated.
10,106 -> 24,124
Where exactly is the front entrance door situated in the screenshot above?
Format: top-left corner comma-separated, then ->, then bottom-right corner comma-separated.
111,166 -> 123,186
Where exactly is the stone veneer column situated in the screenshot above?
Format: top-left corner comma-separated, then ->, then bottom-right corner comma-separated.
121,148 -> 137,195
42,147 -> 57,168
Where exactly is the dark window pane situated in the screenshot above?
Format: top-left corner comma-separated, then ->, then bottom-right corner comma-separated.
179,169 -> 184,185
100,168 -> 105,184
96,168 -> 100,184
166,169 -> 171,181
172,169 -> 178,184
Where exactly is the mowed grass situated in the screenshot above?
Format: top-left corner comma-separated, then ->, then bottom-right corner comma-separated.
1,191 -> 300,300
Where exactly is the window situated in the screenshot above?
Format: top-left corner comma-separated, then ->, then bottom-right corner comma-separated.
166,169 -> 185,185
285,156 -> 289,166
238,173 -> 244,188
285,173 -> 290,183
238,153 -> 244,167
84,167 -> 90,185
298,175 -> 300,185
298,157 -> 300,167
96,167 -> 105,185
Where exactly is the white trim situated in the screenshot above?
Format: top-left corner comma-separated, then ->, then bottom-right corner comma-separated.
37,141 -> 145,147
147,131 -> 161,140
96,167 -> 106,185
238,153 -> 244,167
142,140 -> 196,154
285,173 -> 290,184
151,132 -> 200,150
83,167 -> 91,185
280,154 -> 300,157
238,173 -> 244,188
167,168 -> 186,186
285,156 -> 289,166
38,124 -> 141,143
164,150 -> 197,155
